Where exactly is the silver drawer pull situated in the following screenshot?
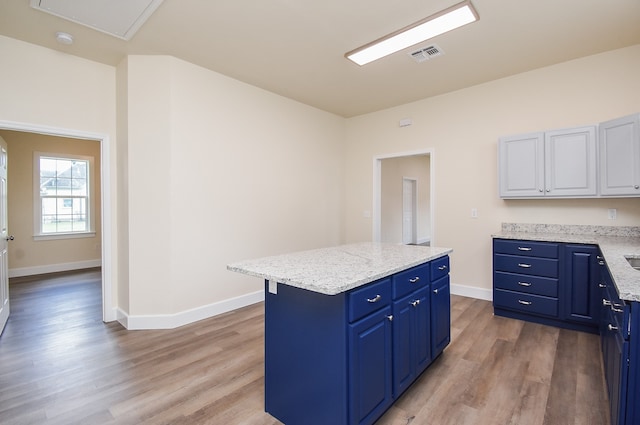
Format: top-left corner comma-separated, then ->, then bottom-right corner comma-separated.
518,300 -> 532,306
611,306 -> 624,313
598,261 -> 605,266
367,294 -> 381,303
411,300 -> 420,307
518,281 -> 532,287
386,315 -> 394,322
598,283 -> 606,288
433,288 -> 439,294
517,263 -> 532,268
602,299 -> 612,306
438,265 -> 448,271
409,277 -> 420,283
608,324 -> 619,332
517,247 -> 532,251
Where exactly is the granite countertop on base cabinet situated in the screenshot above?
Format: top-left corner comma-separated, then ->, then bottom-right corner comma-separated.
493,223 -> 640,302
227,242 -> 453,296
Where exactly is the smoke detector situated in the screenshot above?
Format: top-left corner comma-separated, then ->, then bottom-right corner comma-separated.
409,44 -> 444,63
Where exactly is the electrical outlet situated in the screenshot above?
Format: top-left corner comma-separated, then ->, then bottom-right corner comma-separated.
608,208 -> 617,220
471,208 -> 478,219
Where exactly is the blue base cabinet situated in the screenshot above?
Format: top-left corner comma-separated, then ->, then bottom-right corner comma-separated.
599,259 -> 638,425
494,238 -> 638,425
265,256 -> 450,425
493,239 -> 599,334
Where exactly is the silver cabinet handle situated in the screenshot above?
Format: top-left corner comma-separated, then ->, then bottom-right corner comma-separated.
409,277 -> 420,283
611,306 -> 624,313
598,261 -> 605,266
635,185 -> 639,189
411,300 -> 420,307
608,324 -> 619,331
599,283 -> 606,288
386,315 -> 393,322
518,300 -> 532,305
438,265 -> 448,270
518,263 -> 532,268
433,288 -> 439,294
367,294 -> 381,303
603,299 -> 612,306
517,247 -> 532,251
518,282 -> 532,287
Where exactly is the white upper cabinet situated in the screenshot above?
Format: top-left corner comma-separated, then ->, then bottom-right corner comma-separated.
599,113 -> 640,196
499,126 -> 597,198
544,126 -> 597,197
498,132 -> 544,197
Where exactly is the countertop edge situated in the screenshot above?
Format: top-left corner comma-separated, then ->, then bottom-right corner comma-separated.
228,244 -> 453,296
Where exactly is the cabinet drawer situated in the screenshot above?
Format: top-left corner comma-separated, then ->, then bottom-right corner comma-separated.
494,271 -> 558,297
493,239 -> 558,258
392,264 -> 429,300
494,253 -> 558,278
430,256 -> 450,282
349,278 -> 392,322
494,289 -> 558,317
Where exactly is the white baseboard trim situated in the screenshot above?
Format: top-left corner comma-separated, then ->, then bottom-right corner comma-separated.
451,283 -> 493,301
9,259 -> 102,278
119,290 -> 265,330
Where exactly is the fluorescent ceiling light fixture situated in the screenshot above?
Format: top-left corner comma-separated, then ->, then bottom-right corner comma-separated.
345,0 -> 479,66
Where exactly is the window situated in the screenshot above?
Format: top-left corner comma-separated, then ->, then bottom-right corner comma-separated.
34,153 -> 95,239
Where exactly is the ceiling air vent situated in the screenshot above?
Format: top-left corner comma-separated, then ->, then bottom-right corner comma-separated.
409,44 -> 444,63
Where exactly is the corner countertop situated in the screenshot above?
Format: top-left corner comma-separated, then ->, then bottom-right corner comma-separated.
493,223 -> 640,302
227,242 -> 453,296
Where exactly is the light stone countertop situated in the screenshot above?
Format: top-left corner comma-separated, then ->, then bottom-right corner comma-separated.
227,242 -> 453,296
493,223 -> 640,302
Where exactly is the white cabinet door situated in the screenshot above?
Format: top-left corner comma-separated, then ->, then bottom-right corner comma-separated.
599,113 -> 640,196
498,132 -> 544,198
544,126 -> 597,197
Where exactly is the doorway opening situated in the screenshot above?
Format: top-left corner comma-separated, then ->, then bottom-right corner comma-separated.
0,120 -> 113,323
374,150 -> 433,245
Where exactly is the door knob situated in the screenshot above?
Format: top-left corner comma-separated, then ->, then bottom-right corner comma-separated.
5,235 -> 14,241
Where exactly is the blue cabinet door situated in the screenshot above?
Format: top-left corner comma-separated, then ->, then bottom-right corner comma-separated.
392,287 -> 430,397
602,311 -> 629,425
564,244 -> 599,326
349,306 -> 393,425
431,275 -> 451,357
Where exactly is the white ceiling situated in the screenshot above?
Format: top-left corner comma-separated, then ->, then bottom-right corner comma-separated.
1,0 -> 639,117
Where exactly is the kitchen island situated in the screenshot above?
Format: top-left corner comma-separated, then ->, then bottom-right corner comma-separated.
228,242 -> 452,425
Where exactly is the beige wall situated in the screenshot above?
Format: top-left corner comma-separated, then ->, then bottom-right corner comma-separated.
2,32 -> 640,326
0,35 -> 118,318
344,44 -> 640,296
1,131 -> 101,272
120,55 -> 345,317
381,155 -> 430,244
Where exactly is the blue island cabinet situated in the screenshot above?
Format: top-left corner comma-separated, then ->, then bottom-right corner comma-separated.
264,255 -> 450,425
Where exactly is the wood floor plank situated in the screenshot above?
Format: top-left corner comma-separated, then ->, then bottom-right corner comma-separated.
0,270 -> 610,425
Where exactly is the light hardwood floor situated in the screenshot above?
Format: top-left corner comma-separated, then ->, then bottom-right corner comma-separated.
0,270 -> 609,425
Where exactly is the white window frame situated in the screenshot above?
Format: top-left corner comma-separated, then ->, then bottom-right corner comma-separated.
33,152 -> 96,241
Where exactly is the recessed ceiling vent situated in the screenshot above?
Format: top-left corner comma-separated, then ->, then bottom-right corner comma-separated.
409,44 -> 444,63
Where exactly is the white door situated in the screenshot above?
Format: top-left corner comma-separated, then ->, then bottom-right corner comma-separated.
0,137 -> 9,335
402,178 -> 417,245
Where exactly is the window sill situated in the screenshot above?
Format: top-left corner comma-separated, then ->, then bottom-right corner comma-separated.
33,232 -> 96,241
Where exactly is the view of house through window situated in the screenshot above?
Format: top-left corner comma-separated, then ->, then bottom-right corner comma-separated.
38,155 -> 90,234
